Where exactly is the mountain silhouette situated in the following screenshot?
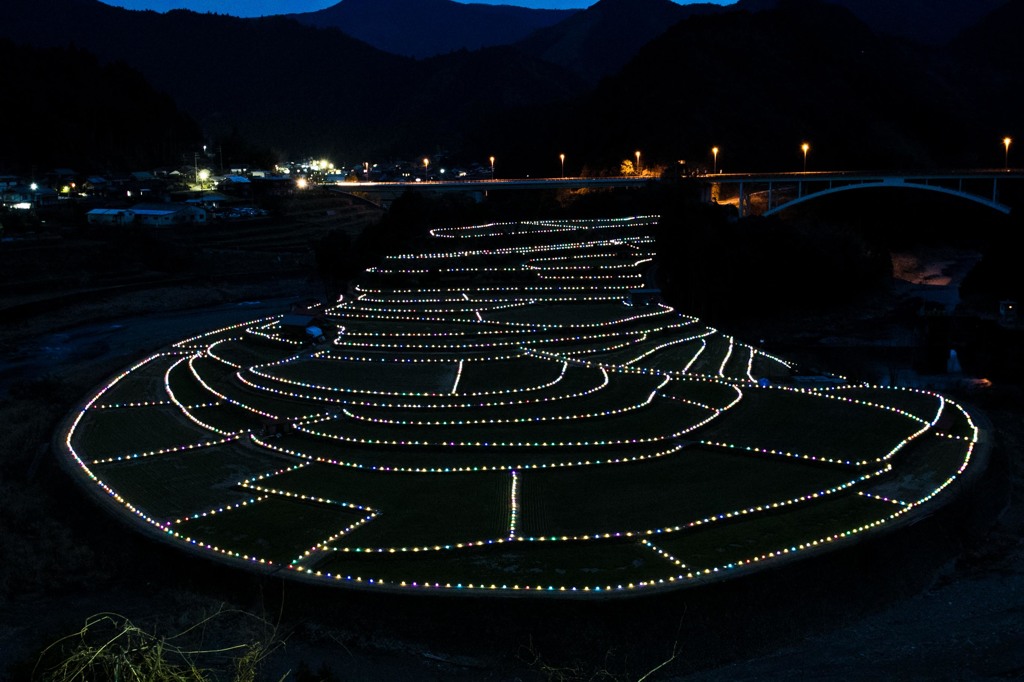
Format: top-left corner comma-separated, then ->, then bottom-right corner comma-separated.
515,0 -> 725,84
0,38 -> 201,173
0,0 -> 1017,175
0,0 -> 582,162
484,0 -> 1004,176
286,0 -> 575,59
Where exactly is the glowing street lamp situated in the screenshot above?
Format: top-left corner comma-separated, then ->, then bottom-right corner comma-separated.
801,142 -> 810,172
712,146 -> 719,174
635,150 -> 641,175
560,153 -> 565,178
1004,137 -> 1012,169
490,156 -> 495,180
423,157 -> 430,181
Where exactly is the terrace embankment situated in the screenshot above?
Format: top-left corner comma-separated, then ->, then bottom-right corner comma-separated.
1,233 -> 1020,680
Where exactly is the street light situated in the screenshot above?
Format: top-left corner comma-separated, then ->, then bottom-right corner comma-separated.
560,153 -> 565,178
801,143 -> 810,172
712,146 -> 719,174
1004,137 -> 1012,169
635,150 -> 641,175
423,157 -> 429,181
490,156 -> 495,180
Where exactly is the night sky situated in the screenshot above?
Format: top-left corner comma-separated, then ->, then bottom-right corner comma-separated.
98,0 -> 737,18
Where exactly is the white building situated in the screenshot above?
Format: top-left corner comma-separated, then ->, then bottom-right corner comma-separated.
85,203 -> 208,227
86,208 -> 134,226
130,203 -> 207,226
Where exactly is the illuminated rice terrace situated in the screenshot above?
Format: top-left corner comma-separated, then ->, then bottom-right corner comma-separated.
58,216 -> 985,598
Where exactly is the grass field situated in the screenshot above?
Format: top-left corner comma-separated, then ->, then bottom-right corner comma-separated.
57,216 -> 984,598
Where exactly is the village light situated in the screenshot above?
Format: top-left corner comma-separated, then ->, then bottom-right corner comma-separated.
801,143 -> 810,172
712,147 -> 719,174
1004,137 -> 1012,169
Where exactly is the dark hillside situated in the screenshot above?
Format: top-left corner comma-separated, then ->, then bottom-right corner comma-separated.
946,0 -> 1024,161
514,0 -> 723,84
0,39 -> 201,173
486,0 -> 990,176
1,0 -> 1016,175
737,0 -> 1011,45
406,46 -> 588,157
3,0 -> 413,160
1,0 -> 585,163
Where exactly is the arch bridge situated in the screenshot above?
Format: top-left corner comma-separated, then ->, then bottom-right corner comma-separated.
702,170 -> 1023,217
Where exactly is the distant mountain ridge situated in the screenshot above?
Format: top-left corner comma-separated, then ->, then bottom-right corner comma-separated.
286,0 -> 1014,62
1,0 -> 585,162
487,0 -> 1013,175
286,0 -> 576,59
1,0 -> 1020,176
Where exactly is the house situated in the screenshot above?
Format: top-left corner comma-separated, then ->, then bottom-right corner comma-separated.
0,183 -> 59,209
83,176 -> 109,192
130,203 -> 207,226
628,288 -> 662,307
86,208 -> 134,226
185,192 -> 230,209
279,314 -> 330,344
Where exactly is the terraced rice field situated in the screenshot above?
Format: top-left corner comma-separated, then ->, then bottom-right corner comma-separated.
58,216 -> 985,598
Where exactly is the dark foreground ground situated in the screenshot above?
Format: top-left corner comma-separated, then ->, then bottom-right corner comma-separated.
0,272 -> 1021,682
